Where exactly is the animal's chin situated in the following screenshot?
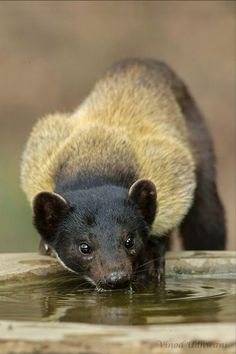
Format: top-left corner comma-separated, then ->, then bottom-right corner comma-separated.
95,285 -> 133,293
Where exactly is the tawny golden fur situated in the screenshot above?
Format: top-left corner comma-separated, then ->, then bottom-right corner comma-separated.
21,59 -> 197,236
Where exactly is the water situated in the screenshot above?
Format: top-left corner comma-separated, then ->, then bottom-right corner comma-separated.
0,277 -> 235,325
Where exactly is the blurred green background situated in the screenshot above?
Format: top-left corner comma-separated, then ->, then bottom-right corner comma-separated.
0,1 -> 235,252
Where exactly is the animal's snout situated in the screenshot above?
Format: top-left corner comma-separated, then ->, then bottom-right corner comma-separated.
103,271 -> 131,290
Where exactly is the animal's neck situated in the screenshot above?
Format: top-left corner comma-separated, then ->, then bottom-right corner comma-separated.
54,172 -> 133,195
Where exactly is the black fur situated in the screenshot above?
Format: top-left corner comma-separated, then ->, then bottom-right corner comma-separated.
173,73 -> 227,250
55,171 -> 137,193
180,171 -> 226,250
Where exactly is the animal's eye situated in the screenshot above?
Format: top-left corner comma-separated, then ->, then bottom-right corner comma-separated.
79,242 -> 92,254
125,235 -> 135,249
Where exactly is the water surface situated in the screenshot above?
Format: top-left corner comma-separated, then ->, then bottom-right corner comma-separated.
0,277 -> 235,325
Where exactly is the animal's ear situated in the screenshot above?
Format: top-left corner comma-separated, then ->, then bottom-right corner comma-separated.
128,179 -> 157,225
32,192 -> 69,242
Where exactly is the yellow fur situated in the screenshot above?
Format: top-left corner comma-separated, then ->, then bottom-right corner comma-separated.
21,59 -> 196,235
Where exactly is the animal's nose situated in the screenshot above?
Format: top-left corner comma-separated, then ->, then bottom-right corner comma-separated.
104,271 -> 131,289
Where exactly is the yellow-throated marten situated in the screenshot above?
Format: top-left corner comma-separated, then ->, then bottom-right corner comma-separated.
21,59 -> 226,290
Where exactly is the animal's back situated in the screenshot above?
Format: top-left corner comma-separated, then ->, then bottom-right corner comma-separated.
74,59 -> 190,143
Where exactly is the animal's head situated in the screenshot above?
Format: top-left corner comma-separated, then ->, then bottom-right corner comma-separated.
33,179 -> 157,290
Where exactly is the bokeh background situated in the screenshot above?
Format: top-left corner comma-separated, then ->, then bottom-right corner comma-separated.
0,1 -> 235,252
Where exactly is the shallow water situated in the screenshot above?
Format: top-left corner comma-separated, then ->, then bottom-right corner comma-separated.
0,277 -> 235,325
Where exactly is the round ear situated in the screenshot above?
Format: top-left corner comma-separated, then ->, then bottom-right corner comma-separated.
128,179 -> 157,225
32,192 -> 69,242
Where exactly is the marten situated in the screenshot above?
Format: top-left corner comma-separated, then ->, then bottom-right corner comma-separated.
21,59 -> 226,290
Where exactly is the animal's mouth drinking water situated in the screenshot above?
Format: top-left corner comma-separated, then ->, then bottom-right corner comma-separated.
57,256 -> 136,292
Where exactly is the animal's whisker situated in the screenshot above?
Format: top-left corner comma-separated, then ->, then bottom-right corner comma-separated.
135,256 -> 162,271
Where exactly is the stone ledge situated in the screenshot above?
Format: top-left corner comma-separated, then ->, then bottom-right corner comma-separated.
0,321 -> 235,354
166,251 -> 236,278
0,253 -> 65,283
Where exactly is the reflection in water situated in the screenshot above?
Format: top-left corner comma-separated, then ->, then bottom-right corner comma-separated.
0,276 -> 235,325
